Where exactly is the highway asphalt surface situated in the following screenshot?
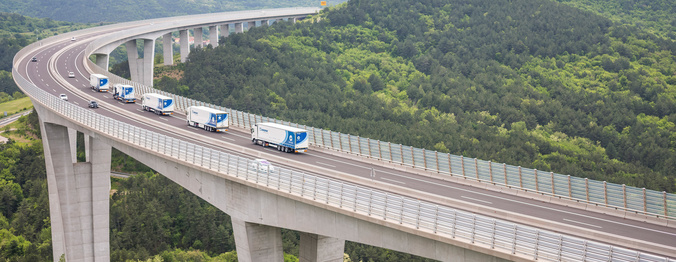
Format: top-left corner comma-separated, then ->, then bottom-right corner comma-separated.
16,27 -> 676,257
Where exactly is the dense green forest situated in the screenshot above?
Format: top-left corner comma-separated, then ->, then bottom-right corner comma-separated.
0,0 -> 346,24
554,0 -> 676,41
154,0 -> 676,192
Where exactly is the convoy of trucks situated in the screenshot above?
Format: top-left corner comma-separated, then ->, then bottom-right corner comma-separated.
90,74 -> 109,92
186,106 -> 229,132
141,93 -> 174,115
112,84 -> 136,103
251,122 -> 309,153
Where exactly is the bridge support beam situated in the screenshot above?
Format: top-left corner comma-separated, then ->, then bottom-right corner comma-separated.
40,122 -> 111,262
235,23 -> 243,33
163,33 -> 173,65
194,27 -> 203,48
125,39 -> 155,87
299,233 -> 345,262
248,21 -> 256,30
94,54 -> 109,71
209,26 -> 218,47
232,218 -> 284,262
180,29 -> 189,62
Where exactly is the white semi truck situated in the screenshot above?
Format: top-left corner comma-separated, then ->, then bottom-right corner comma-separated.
186,106 -> 229,132
112,84 -> 136,103
251,122 -> 308,153
90,74 -> 109,92
141,93 -> 174,115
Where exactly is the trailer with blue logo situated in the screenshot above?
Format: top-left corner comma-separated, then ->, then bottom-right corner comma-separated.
89,74 -> 109,92
186,106 -> 229,132
112,84 -> 136,103
251,122 -> 308,153
141,93 -> 174,115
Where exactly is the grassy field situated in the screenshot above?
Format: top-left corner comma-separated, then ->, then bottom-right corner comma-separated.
0,97 -> 33,116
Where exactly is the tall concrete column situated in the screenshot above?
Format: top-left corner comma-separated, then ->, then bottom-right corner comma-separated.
194,27 -> 203,48
141,39 -> 155,86
261,20 -> 269,26
180,29 -> 189,62
299,233 -> 345,262
209,26 -> 218,47
247,21 -> 256,30
220,24 -> 230,39
40,122 -> 112,262
232,218 -> 283,262
68,128 -> 77,163
126,39 -> 155,86
125,40 -> 140,83
163,33 -> 173,66
235,23 -> 243,33
94,54 -> 109,71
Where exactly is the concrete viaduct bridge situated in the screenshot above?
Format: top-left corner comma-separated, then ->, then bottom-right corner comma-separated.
11,7 -> 676,262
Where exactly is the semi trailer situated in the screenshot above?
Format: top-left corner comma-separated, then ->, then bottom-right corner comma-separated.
90,74 -> 109,92
251,122 -> 308,153
141,93 -> 174,115
186,106 -> 229,132
112,84 -> 136,103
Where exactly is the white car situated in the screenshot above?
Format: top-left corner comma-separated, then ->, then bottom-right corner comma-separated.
71,37 -> 76,41
68,71 -> 75,78
59,94 -> 68,101
250,159 -> 276,173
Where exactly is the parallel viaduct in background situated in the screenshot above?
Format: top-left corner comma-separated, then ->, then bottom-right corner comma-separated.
12,7 -> 676,262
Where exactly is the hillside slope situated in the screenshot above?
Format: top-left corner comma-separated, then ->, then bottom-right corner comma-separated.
160,0 -> 676,192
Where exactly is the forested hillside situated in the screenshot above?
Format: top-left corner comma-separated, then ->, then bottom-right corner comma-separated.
554,0 -> 676,41
0,0 -> 346,23
158,0 -> 676,192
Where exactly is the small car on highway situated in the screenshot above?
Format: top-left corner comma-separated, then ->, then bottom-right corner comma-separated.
88,101 -> 99,108
250,159 -> 276,173
59,94 -> 68,101
68,71 -> 75,78
31,57 -> 37,62
71,37 -> 76,41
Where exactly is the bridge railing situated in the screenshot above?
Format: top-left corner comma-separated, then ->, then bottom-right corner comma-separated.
12,62 -> 672,261
85,49 -> 675,221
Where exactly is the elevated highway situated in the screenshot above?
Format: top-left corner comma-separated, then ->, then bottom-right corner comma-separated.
13,7 -> 676,262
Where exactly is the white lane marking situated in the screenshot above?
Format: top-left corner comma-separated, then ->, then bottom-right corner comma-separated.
136,109 -> 144,112
74,102 -> 79,105
221,136 -> 235,141
230,133 -> 250,140
82,84 -> 87,87
381,177 -> 406,184
564,219 -> 602,229
45,83 -> 49,87
75,79 -> 78,82
118,102 -> 125,105
53,89 -> 56,92
159,117 -> 168,121
305,151 -> 676,237
315,162 -> 336,168
41,78 -> 44,81
103,95 -> 109,98
461,196 -> 492,205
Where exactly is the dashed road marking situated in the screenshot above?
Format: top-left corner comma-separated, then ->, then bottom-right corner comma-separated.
563,219 -> 602,229
461,196 -> 493,205
381,177 -> 406,184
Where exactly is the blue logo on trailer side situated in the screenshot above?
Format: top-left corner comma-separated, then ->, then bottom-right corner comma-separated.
100,78 -> 108,87
296,132 -> 307,145
123,86 -> 133,97
162,98 -> 173,109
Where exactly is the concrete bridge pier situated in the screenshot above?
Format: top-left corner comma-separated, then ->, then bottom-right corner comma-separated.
209,26 -> 218,47
248,21 -> 256,30
235,22 -> 243,33
126,39 -> 155,87
261,19 -> 269,26
220,24 -> 230,39
94,54 -> 109,71
232,218 -> 284,262
299,233 -> 345,262
163,33 -> 173,65
40,120 -> 111,262
180,29 -> 189,62
194,27 -> 203,48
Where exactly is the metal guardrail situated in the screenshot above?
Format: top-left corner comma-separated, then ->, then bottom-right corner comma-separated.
12,58 -> 674,261
84,32 -> 675,220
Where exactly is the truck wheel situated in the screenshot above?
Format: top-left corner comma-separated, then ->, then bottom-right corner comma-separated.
252,139 -> 256,144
